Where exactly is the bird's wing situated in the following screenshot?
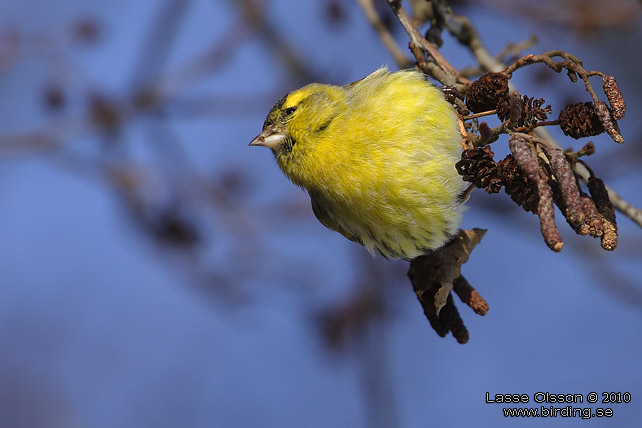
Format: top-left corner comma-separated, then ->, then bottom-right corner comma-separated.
310,192 -> 362,245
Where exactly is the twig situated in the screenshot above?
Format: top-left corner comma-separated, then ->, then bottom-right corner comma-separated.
467,120 -> 511,148
461,109 -> 497,120
502,51 -> 611,123
514,119 -> 561,133
385,0 -> 463,86
431,0 -> 502,73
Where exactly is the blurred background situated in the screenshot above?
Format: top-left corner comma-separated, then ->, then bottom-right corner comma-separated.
0,0 -> 641,427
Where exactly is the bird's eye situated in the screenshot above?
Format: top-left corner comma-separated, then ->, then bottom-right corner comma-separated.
285,106 -> 297,115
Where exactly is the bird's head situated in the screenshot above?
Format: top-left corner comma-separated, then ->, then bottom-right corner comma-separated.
250,84 -> 345,166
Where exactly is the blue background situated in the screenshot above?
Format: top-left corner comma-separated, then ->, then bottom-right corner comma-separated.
0,1 -> 641,427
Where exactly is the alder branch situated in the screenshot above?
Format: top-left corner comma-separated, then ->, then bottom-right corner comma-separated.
385,0 -> 464,86
422,1 -> 640,229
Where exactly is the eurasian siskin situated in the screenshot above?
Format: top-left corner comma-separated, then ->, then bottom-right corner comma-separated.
250,67 -> 467,260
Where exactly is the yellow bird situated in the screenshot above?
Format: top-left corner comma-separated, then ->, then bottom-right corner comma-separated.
250,67 -> 467,260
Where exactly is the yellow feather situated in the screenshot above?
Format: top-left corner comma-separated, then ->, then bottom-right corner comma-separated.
251,67 -> 467,259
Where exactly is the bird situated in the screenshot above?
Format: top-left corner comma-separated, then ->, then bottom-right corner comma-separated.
250,67 -> 467,260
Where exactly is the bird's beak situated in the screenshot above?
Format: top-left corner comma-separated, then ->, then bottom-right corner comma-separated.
249,127 -> 286,149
